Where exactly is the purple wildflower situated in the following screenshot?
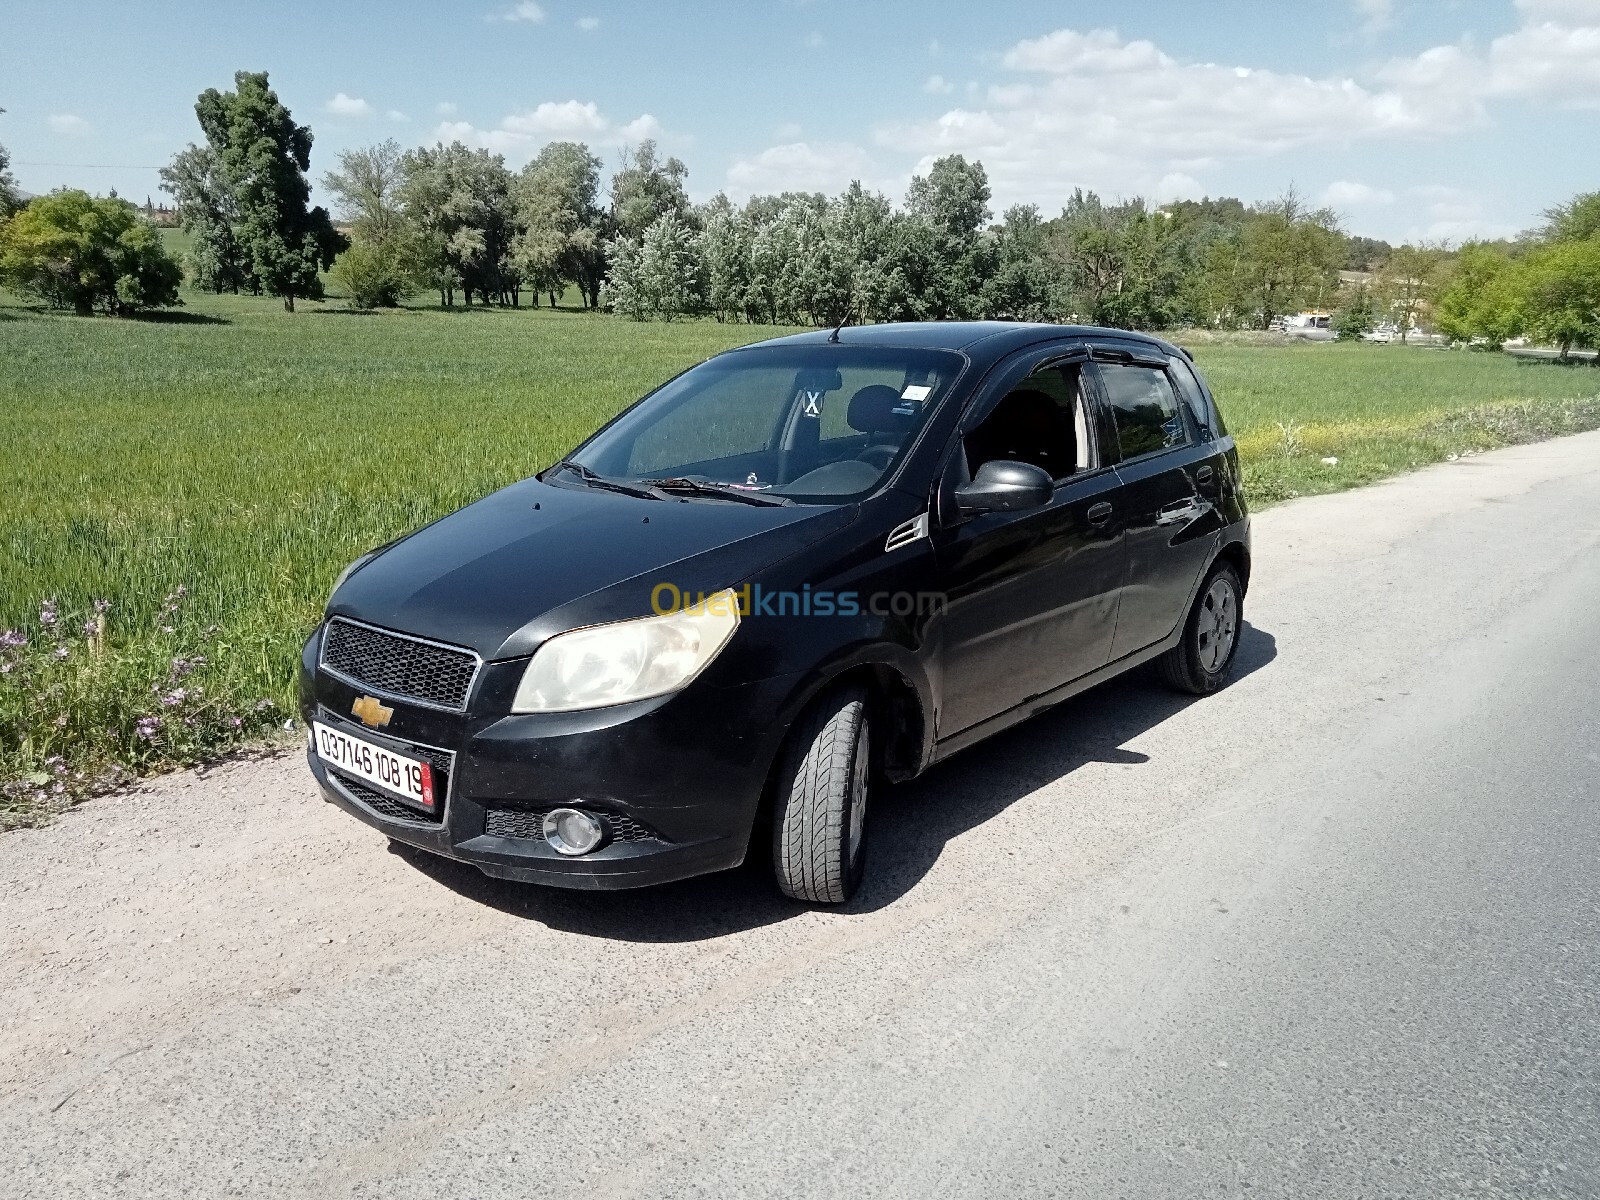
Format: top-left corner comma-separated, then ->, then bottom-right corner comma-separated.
93,599 -> 111,614
82,619 -> 101,637
0,629 -> 25,649
53,646 -> 69,660
160,688 -> 187,707
39,601 -> 58,628
229,716 -> 243,728
135,716 -> 162,739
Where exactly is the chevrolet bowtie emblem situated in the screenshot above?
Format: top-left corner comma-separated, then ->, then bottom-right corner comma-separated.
351,695 -> 394,728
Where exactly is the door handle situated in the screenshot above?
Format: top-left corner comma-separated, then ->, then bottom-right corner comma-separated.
1156,498 -> 1204,526
1087,501 -> 1113,527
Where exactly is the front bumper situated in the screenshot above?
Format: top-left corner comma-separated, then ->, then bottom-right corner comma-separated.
299,631 -> 786,890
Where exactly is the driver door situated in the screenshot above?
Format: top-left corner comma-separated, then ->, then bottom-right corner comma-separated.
931,350 -> 1127,738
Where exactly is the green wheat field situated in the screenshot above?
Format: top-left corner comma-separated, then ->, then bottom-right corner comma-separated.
3,288 -> 1598,825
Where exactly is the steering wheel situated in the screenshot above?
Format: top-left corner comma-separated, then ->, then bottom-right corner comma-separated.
856,444 -> 897,471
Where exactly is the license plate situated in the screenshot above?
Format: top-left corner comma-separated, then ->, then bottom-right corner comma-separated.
312,721 -> 436,812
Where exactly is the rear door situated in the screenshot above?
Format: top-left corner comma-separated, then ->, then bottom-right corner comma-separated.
1088,348 -> 1225,660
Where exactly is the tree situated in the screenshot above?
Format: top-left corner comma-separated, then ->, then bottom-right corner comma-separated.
905,155 -> 992,318
321,140 -> 417,307
0,108 -> 20,218
1333,287 -> 1378,340
610,140 -> 690,242
604,211 -> 702,320
159,144 -> 255,293
0,189 -> 181,315
1541,192 -> 1600,245
514,141 -> 606,308
192,70 -> 345,310
1520,238 -> 1600,362
1376,242 -> 1448,342
1435,243 -> 1524,346
330,242 -> 411,309
1344,236 -> 1393,273
1235,189 -> 1345,329
397,142 -> 518,306
322,139 -> 408,245
982,204 -> 1055,321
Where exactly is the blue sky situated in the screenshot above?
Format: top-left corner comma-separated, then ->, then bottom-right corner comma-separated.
2,0 -> 1597,243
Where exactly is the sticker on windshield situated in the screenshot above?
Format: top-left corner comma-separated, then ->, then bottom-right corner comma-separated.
900,384 -> 933,403
799,390 -> 823,417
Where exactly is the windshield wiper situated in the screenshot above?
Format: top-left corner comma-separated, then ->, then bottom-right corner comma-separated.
549,460 -> 671,501
640,477 -> 794,507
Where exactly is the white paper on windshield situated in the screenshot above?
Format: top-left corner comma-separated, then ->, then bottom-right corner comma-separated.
901,385 -> 933,402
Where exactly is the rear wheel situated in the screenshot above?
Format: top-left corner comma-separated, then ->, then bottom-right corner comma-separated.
771,685 -> 871,904
1158,562 -> 1243,695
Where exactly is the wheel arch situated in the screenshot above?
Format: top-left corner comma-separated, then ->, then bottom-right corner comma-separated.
1215,538 -> 1251,595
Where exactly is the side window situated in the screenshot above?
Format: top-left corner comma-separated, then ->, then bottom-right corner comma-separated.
1166,357 -> 1212,440
1096,363 -> 1188,460
964,361 -> 1094,483
1168,356 -> 1226,437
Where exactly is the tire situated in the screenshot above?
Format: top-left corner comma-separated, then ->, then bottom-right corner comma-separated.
771,684 -> 871,904
1158,561 -> 1243,695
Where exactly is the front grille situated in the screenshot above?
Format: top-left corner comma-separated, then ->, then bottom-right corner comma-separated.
332,774 -> 444,825
485,807 -> 661,845
321,618 -> 479,711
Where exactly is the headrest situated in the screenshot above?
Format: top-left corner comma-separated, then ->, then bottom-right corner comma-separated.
848,385 -> 915,434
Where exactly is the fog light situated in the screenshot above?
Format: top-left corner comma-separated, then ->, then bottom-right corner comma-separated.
543,807 -> 605,856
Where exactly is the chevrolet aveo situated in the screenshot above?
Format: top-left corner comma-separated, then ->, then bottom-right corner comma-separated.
301,322 -> 1250,904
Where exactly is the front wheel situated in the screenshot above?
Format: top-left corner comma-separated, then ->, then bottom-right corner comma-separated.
1158,562 -> 1243,695
771,685 -> 871,904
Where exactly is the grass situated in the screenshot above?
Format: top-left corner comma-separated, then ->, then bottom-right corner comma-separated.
2,288 -> 1598,826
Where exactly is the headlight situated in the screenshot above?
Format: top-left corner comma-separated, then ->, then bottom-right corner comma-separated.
511,590 -> 740,713
327,551 -> 378,607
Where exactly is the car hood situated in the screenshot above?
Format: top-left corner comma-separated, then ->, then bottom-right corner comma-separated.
328,476 -> 855,660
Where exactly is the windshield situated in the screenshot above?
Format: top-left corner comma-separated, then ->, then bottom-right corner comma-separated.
561,345 -> 966,504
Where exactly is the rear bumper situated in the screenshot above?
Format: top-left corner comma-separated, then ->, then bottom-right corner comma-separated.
299,630 -> 788,891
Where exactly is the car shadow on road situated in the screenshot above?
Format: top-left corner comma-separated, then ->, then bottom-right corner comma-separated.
392,622 -> 1278,942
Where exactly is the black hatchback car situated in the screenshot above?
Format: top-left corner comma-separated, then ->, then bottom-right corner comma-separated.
301,322 -> 1249,903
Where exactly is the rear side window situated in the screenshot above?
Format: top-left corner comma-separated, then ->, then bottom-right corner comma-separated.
1168,356 -> 1226,438
1095,363 -> 1188,460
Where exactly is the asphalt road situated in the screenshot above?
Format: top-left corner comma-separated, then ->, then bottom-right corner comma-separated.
5,433 -> 1600,1199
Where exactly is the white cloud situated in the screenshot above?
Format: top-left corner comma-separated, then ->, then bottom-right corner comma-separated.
577,16 -> 600,31
1154,173 -> 1204,203
326,93 -> 373,118
1395,185 -> 1521,243
1323,180 -> 1396,207
48,113 -> 91,136
490,1 -> 546,21
725,141 -> 884,201
775,121 -> 803,138
929,38 -> 941,56
1353,0 -> 1394,33
923,74 -> 954,95
387,109 -> 409,123
878,5 -> 1600,214
435,101 -> 458,116
431,102 -> 663,160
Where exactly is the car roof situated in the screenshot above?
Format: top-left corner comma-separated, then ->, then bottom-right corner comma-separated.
737,321 -> 1184,370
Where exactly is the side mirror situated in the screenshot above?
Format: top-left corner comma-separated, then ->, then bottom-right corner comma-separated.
954,460 -> 1054,516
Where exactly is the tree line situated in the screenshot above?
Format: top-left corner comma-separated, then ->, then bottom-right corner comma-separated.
311,133 -> 1365,332
1433,195 -> 1600,359
1,70 -> 1594,354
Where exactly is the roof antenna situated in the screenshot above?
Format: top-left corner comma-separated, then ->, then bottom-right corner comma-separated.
827,298 -> 855,343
